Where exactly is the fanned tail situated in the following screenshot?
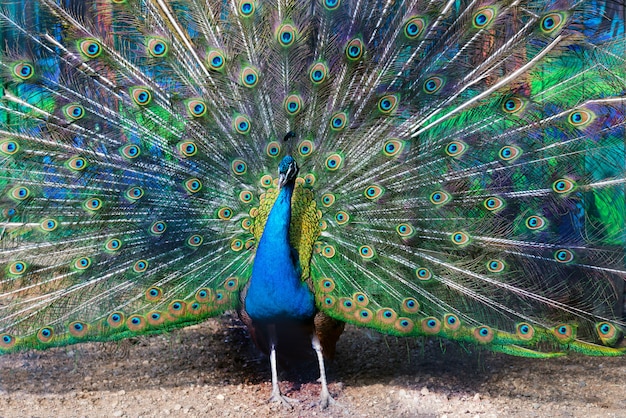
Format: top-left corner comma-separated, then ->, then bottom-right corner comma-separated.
0,0 -> 624,358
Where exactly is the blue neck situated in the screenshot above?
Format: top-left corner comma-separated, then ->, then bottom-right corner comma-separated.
245,182 -> 315,322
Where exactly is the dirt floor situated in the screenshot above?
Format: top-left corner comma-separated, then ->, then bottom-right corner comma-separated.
0,313 -> 624,418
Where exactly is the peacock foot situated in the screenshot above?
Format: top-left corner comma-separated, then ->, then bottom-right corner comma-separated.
318,390 -> 336,409
268,391 -> 297,408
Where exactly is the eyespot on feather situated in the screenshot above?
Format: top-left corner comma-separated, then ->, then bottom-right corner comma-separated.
320,278 -> 335,293
232,160 -> 247,175
430,191 -> 451,205
309,62 -> 328,84
13,62 -> 34,80
525,215 -> 546,230
396,223 -> 415,238
378,95 -> 398,114
9,186 -> 29,201
0,334 -> 16,349
40,218 -> 58,232
133,259 -> 148,273
266,141 -> 281,157
552,324 -> 575,342
107,312 -> 125,328
277,23 -> 297,47
321,245 -> 335,258
195,288 -> 213,303
540,12 -> 567,35
8,261 -> 27,275
423,76 -> 444,94
150,221 -> 166,235
473,326 -> 494,343
345,38 -> 364,61
554,249 -> 574,263
129,87 -> 152,106
127,315 -> 146,331
394,318 -> 414,333
67,156 -> 87,171
552,178 -> 576,194
401,298 -> 419,313
403,16 -> 426,39
146,286 -> 162,301
364,185 -> 383,200
502,97 -> 526,114
240,66 -> 259,88
323,0 -> 340,10
376,308 -> 397,324
63,104 -> 85,120
37,327 -> 54,343
0,139 -> 19,155
184,178 -> 203,193
147,37 -> 168,57
231,239 -> 244,252
443,314 -> 461,331
238,0 -> 255,17
69,321 -> 89,338
298,140 -> 314,157
415,268 -> 432,281
483,196 -> 505,211
445,141 -> 466,157
472,6 -> 497,29
178,141 -> 198,157
329,112 -> 348,131
486,259 -> 506,273
422,317 -> 441,334
334,211 -> 349,225
451,231 -> 470,246
382,139 -> 404,157
125,186 -> 144,201
168,300 -> 186,316
207,49 -> 225,71
325,153 -> 343,171
83,198 -> 103,211
73,257 -> 92,270
187,99 -> 207,117
147,311 -> 165,326
233,114 -> 251,134
120,144 -> 141,159
516,323 -> 535,340
355,308 -> 374,323
105,238 -> 122,252
78,39 -> 102,59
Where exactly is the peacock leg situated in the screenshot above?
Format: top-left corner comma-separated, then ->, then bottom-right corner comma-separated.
267,327 -> 295,407
312,334 -> 335,408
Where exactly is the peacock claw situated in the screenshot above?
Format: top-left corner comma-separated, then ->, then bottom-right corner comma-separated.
318,391 -> 336,409
268,392 -> 297,408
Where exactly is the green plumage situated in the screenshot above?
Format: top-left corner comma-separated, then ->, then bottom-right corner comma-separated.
0,0 -> 625,404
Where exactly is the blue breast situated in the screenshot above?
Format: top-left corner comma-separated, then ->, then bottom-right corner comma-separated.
245,182 -> 316,322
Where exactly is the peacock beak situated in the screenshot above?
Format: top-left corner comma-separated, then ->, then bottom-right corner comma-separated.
278,173 -> 287,188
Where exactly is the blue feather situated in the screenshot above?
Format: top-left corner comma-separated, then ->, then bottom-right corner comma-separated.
245,157 -> 315,322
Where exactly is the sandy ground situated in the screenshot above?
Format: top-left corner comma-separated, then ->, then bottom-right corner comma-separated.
0,313 -> 624,418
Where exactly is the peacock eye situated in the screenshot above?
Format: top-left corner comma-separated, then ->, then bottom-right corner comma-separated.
79,39 -> 102,59
240,67 -> 259,88
208,50 -> 225,70
423,76 -> 444,94
404,16 -> 426,39
345,38 -> 364,60
472,7 -> 496,29
147,38 -> 168,57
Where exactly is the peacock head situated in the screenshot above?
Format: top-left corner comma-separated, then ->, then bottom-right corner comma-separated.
278,156 -> 299,188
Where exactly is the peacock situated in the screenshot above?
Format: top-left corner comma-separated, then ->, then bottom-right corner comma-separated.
0,0 -> 625,408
